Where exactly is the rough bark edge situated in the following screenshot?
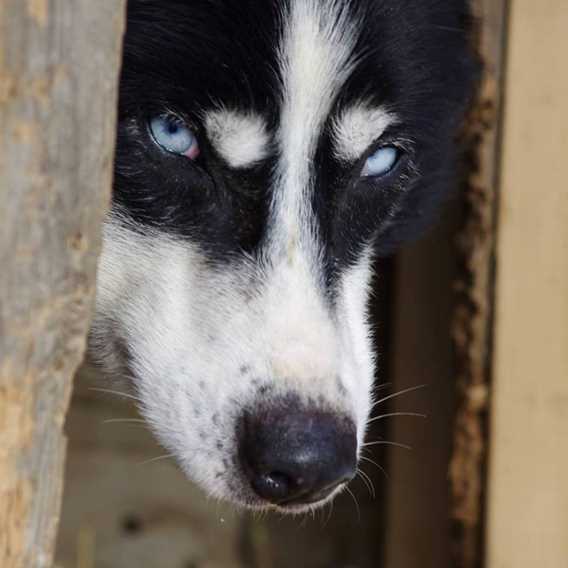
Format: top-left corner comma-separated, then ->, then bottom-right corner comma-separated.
0,3 -> 126,566
448,1 -> 509,567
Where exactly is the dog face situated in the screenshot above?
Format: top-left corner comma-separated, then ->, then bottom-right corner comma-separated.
90,0 -> 474,512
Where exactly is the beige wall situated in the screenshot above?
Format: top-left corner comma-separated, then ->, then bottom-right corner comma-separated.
486,1 -> 568,567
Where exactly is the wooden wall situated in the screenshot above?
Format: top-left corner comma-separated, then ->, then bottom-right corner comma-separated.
0,2 -> 124,566
50,1 -> 568,567
485,1 -> 568,566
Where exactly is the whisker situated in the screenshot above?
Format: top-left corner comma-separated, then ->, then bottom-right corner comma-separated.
344,486 -> 361,522
102,418 -> 146,424
356,469 -> 373,498
89,387 -> 143,404
359,455 -> 389,480
363,440 -> 413,451
322,499 -> 335,528
137,453 -> 176,466
357,468 -> 376,499
371,384 -> 427,409
367,412 -> 426,424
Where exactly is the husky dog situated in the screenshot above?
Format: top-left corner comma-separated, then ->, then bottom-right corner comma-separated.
90,0 -> 475,513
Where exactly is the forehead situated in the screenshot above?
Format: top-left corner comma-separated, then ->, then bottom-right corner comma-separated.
123,0 -> 470,132
123,1 -> 456,115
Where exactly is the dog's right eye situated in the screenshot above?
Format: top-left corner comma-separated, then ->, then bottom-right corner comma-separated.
148,115 -> 200,159
360,145 -> 400,178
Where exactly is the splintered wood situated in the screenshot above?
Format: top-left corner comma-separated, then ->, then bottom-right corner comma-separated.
0,2 -> 125,566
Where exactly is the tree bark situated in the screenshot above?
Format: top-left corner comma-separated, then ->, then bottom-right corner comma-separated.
448,1 -> 509,566
0,2 -> 125,566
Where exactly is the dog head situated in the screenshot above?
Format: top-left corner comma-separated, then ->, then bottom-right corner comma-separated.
90,0 -> 475,512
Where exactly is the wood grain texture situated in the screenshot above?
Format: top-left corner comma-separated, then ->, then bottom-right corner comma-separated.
0,2 -> 125,566
485,1 -> 568,566
449,1 -> 509,566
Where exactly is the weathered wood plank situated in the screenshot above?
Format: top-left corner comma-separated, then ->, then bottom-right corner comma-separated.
485,1 -> 568,566
0,2 -> 125,566
448,0 -> 509,566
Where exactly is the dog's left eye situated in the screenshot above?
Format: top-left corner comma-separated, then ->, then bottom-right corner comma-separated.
148,115 -> 200,159
361,145 -> 400,177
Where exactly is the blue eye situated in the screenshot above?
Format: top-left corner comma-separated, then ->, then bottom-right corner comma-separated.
149,115 -> 200,159
361,145 -> 400,177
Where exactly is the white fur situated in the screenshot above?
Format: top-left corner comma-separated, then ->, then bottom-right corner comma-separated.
205,109 -> 270,168
93,0 -> 377,513
333,103 -> 397,162
334,249 -> 376,448
275,0 -> 360,242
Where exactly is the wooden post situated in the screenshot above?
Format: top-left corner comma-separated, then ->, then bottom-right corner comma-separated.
0,2 -> 125,566
449,1 -> 509,566
485,1 -> 568,566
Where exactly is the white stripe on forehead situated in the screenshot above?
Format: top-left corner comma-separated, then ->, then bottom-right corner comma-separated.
273,0 -> 360,248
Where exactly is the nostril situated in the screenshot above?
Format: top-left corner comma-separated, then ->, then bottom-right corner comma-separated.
252,471 -> 295,503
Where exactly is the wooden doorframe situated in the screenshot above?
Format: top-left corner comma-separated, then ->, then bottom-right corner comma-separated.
0,3 -> 125,566
485,2 -> 568,566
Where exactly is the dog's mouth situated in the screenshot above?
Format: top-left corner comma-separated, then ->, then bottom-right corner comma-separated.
223,462 -> 353,514
245,482 -> 348,515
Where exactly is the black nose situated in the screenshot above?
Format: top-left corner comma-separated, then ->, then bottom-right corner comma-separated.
237,404 -> 357,506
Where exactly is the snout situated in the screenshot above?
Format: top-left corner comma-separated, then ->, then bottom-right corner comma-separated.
237,400 -> 357,507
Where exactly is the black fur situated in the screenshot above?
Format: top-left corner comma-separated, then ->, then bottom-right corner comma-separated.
114,0 -> 476,280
